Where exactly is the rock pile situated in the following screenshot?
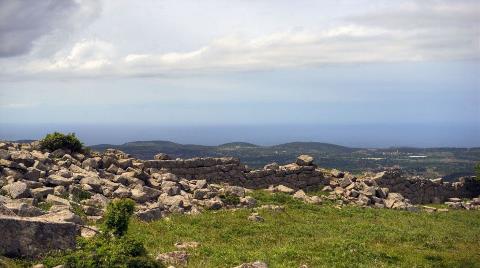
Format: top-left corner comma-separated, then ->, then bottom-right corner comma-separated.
0,142 -> 257,225
327,174 -> 416,210
1,140 -> 479,259
315,173 -> 416,210
373,169 -> 480,204
444,197 -> 480,210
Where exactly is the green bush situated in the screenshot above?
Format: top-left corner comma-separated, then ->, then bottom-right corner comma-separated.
103,199 -> 136,237
220,193 -> 240,206
42,198 -> 162,268
43,236 -> 162,268
39,132 -> 83,153
71,187 -> 92,203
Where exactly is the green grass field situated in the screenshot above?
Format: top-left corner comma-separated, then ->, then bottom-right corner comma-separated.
128,191 -> 480,267
3,191 -> 480,267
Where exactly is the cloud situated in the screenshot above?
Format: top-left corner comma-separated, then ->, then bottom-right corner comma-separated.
1,0 -> 479,78
0,0 -> 101,57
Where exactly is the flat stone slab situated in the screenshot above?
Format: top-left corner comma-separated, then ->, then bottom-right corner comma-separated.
0,215 -> 77,258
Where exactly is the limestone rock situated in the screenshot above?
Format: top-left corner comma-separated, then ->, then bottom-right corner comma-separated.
46,194 -> 70,207
135,206 -> 165,221
240,196 -> 257,208
80,177 -> 103,192
2,181 -> 31,199
0,215 -> 77,258
248,212 -> 264,222
276,185 -> 295,194
47,175 -> 74,187
3,202 -> 45,217
193,188 -> 214,200
81,157 -> 100,170
38,210 -> 83,224
296,155 -> 314,166
0,204 -> 16,216
117,158 -> 133,170
174,241 -> 200,250
293,190 -> 307,200
224,185 -> 246,197
234,261 -> 268,268
154,153 -> 171,160
205,198 -> 223,210
156,251 -> 189,266
263,162 -> 279,170
330,169 -> 344,178
24,168 -> 43,181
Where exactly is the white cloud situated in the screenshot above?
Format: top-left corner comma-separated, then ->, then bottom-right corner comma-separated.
1,0 -> 478,78
0,0 -> 101,58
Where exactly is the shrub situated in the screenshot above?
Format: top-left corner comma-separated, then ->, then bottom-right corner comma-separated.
42,198 -> 162,268
43,236 -> 163,268
39,132 -> 83,153
103,199 -> 136,237
220,193 -> 240,206
71,187 -> 92,203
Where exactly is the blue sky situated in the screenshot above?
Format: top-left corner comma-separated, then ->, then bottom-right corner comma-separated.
0,0 -> 479,146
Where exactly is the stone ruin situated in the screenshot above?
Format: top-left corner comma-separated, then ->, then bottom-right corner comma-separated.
0,141 -> 479,258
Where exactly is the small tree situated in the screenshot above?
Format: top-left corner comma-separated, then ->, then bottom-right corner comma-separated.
103,199 -> 136,237
39,132 -> 83,153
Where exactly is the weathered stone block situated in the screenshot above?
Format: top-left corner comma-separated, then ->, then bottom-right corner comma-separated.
0,215 -> 77,258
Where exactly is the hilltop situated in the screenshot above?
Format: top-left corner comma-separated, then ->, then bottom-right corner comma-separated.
91,140 -> 480,181
1,139 -> 480,267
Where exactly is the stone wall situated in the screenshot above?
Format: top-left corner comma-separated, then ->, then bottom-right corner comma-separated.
144,157 -> 480,204
144,157 -> 326,190
375,170 -> 480,204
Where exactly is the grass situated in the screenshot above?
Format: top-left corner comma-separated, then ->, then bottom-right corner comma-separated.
4,191 -> 480,267
126,191 -> 480,267
36,202 -> 53,212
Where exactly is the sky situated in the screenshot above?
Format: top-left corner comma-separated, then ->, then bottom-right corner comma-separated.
0,0 -> 479,146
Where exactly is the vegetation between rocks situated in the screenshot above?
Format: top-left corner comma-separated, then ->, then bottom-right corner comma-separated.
3,191 -> 480,267
39,132 -> 83,153
42,199 -> 162,268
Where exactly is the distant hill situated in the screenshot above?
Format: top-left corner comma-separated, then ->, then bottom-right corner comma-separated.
90,140 -> 479,180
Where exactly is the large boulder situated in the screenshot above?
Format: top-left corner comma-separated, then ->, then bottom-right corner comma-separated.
3,203 -> 45,217
154,153 -> 171,160
296,155 -> 314,166
2,182 -> 31,199
0,204 -> 16,216
24,168 -> 43,181
81,157 -> 101,170
47,175 -> 74,187
0,215 -> 77,258
0,159 -> 26,171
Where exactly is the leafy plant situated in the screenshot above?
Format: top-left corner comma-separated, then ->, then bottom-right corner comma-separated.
37,202 -> 53,212
42,198 -> 161,268
43,236 -> 162,268
71,187 -> 92,203
0,188 -> 7,196
39,132 -> 83,153
220,193 -> 240,206
103,199 -> 136,237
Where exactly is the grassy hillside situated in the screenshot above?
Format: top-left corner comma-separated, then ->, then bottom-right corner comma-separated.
126,192 -> 480,267
90,141 -> 480,180
3,191 -> 480,267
